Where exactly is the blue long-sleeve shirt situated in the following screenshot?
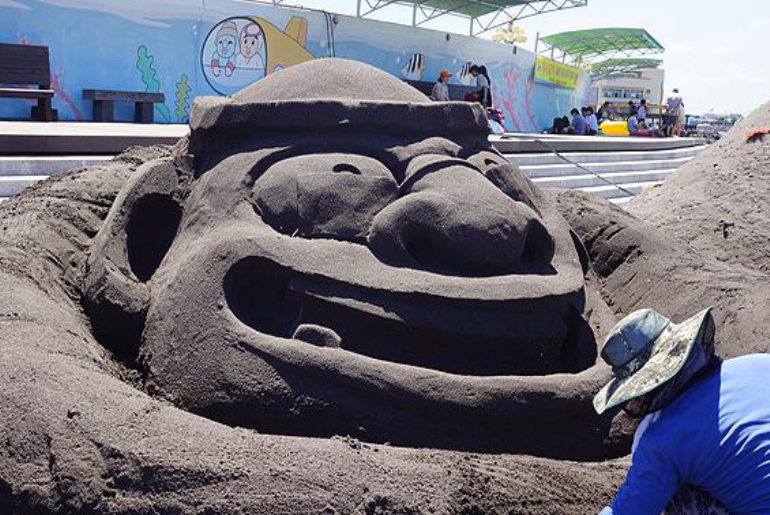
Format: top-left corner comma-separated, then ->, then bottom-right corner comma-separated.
610,354 -> 770,514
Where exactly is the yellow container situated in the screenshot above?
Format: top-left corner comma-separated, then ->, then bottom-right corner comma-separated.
601,120 -> 630,137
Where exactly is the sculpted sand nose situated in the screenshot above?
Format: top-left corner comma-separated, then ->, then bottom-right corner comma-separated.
83,58 -> 617,459
368,154 -> 554,276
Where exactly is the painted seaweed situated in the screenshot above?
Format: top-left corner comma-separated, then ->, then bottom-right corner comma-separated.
136,45 -> 171,122
175,74 -> 192,123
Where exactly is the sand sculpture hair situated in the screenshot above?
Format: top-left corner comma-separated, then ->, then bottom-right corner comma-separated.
82,59 -> 617,459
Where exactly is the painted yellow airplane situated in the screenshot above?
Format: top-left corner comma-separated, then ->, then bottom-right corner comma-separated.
249,16 -> 315,75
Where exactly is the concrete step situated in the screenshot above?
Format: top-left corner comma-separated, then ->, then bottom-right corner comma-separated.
520,157 -> 692,179
0,156 -> 112,177
531,168 -> 677,190
505,145 -> 706,166
0,175 -> 49,197
579,180 -> 663,200
492,134 -> 708,154
0,121 -> 187,154
502,143 -> 699,205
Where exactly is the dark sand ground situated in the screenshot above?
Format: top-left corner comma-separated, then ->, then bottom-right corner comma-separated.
1,97 -> 768,513
0,145 -> 625,514
559,101 -> 770,361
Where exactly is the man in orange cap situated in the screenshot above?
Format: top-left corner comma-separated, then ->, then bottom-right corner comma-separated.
431,70 -> 452,102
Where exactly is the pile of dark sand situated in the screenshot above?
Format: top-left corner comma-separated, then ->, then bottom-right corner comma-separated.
629,101 -> 770,272
555,102 -> 770,358
0,145 -> 624,514
554,189 -> 770,359
2,74 -> 768,512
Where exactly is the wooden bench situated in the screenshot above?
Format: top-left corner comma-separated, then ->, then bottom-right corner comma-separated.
82,90 -> 165,123
0,43 -> 57,121
404,80 -> 479,102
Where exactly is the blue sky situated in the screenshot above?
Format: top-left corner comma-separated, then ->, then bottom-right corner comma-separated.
283,0 -> 769,115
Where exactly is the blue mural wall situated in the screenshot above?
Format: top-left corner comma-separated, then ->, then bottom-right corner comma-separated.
0,0 -> 590,132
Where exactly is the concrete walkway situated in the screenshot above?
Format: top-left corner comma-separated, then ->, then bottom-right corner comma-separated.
0,123 -> 706,203
504,145 -> 707,204
0,121 -> 188,154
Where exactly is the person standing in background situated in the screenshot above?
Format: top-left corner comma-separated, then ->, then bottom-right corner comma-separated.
470,65 -> 492,108
678,95 -> 687,136
637,99 -> 648,126
585,106 -> 599,135
666,88 -> 684,136
431,70 -> 451,102
478,66 -> 492,107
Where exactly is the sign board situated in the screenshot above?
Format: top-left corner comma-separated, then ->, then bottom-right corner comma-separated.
534,56 -> 580,90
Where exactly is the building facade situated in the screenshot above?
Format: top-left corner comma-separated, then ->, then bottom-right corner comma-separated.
1,0 -> 591,133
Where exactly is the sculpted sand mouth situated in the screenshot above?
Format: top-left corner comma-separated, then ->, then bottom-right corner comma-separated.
230,318 -> 603,422
223,255 -> 594,377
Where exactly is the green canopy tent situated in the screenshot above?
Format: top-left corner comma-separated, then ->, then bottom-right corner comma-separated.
344,0 -> 588,36
538,28 -> 664,65
590,57 -> 663,79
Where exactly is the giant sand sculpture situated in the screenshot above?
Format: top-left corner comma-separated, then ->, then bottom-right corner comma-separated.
1,59 -> 769,513
82,58 -> 622,460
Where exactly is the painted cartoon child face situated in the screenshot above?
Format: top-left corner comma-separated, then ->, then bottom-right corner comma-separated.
217,34 -> 237,59
240,24 -> 263,59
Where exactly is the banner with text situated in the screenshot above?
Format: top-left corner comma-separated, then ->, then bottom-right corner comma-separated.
534,56 -> 580,90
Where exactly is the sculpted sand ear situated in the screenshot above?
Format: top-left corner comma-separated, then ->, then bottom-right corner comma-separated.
83,158 -> 183,361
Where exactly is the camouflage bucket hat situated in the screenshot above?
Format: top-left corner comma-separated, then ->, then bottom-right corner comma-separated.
593,308 -> 712,415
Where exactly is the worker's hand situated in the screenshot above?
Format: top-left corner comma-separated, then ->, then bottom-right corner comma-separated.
599,507 -> 613,515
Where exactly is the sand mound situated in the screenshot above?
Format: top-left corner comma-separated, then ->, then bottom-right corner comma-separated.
0,146 -> 625,515
554,188 -> 770,360
628,101 -> 770,272
234,58 -> 430,104
2,57 -> 769,513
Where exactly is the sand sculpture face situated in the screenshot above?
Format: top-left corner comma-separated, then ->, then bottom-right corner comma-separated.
84,60 -> 604,458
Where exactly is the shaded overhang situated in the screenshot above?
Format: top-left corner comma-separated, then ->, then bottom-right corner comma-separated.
305,0 -> 589,36
538,28 -> 664,65
590,57 -> 663,79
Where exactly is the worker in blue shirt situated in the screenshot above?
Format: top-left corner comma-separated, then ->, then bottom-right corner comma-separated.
564,108 -> 586,135
595,308 -> 770,514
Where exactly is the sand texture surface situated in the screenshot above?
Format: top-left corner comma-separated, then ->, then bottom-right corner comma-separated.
0,145 -> 626,514
628,102 -> 770,273
1,60 -> 768,513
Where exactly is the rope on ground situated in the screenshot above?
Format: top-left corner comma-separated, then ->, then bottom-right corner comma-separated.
531,138 -> 637,198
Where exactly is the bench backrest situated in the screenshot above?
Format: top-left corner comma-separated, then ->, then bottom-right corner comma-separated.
0,43 -> 51,89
